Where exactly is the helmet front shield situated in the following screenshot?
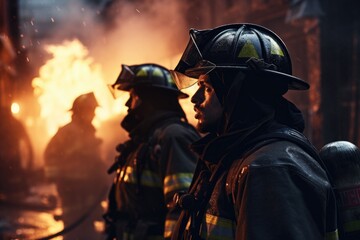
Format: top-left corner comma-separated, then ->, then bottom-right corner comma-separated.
108,64 -> 136,98
111,65 -> 136,91
171,30 -> 216,89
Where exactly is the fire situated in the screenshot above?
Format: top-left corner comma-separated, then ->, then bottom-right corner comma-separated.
31,39 -> 197,168
32,39 -> 127,137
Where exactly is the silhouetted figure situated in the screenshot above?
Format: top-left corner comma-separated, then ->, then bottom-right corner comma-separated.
44,92 -> 108,240
320,141 -> 360,240
0,105 -> 34,194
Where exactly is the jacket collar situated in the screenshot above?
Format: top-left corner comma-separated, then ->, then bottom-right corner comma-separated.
192,119 -> 285,164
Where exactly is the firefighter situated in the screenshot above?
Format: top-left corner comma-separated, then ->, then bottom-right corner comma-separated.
320,141 -> 360,240
44,92 -> 108,240
104,63 -> 199,240
170,23 -> 338,240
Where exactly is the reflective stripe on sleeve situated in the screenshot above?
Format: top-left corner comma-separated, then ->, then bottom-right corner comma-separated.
205,214 -> 235,240
121,166 -> 162,188
164,173 -> 193,195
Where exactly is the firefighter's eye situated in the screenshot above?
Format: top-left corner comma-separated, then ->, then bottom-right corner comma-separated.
205,86 -> 212,93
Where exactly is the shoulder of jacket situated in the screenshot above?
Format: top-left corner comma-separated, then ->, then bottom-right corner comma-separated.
226,140 -> 330,199
229,140 -> 316,171
227,140 -> 323,182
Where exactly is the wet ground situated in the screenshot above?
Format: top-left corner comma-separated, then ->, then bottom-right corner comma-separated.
0,182 -> 106,240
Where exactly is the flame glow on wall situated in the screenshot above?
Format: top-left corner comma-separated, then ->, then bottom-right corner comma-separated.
31,39 -> 127,137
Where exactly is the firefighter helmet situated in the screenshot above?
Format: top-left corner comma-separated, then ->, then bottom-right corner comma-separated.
70,92 -> 98,113
319,140 -> 360,186
319,141 -> 360,239
172,23 -> 309,91
110,63 -> 188,99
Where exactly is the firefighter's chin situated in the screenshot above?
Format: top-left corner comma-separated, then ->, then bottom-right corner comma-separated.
195,119 -> 207,134
194,114 -> 203,125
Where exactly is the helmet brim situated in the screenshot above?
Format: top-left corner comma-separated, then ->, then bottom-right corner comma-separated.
183,66 -> 309,90
109,83 -> 189,99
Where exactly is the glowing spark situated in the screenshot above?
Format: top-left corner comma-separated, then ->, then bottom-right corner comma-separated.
11,102 -> 20,114
51,17 -> 55,22
136,9 -> 141,13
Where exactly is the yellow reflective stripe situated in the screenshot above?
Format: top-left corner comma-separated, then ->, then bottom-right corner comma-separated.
269,37 -> 284,56
136,68 -> 147,77
205,214 -> 235,240
164,173 -> 193,194
238,40 -> 259,58
344,219 -> 360,232
152,67 -> 164,77
325,229 -> 339,240
164,71 -> 174,85
121,166 -> 162,188
164,219 -> 177,238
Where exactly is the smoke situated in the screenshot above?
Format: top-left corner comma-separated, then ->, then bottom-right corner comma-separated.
23,0 -> 196,167
88,0 -> 189,82
86,0 -> 192,163
31,0 -> 189,79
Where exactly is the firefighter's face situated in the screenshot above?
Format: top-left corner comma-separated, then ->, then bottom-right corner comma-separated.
191,74 -> 222,134
125,89 -> 141,112
81,108 -> 96,122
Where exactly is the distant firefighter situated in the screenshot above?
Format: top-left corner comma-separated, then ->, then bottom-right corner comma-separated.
0,104 -> 34,194
44,92 -> 108,240
320,141 -> 360,240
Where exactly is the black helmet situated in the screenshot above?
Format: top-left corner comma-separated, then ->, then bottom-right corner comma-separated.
171,23 -> 309,91
319,141 -> 360,186
320,141 -> 360,238
110,63 -> 188,99
70,92 -> 98,113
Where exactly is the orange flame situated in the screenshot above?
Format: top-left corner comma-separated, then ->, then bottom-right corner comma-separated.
32,39 -> 127,137
31,39 -> 197,168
